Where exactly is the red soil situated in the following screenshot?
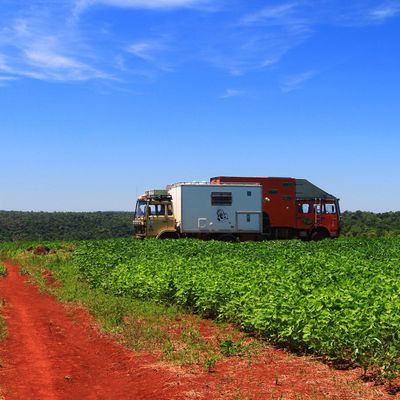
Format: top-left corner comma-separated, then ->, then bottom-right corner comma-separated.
0,262 -> 182,400
0,261 -> 393,400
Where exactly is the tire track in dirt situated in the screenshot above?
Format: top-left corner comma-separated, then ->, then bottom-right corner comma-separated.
0,262 -> 183,400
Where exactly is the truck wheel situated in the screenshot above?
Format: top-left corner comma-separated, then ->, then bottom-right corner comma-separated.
311,230 -> 328,241
158,232 -> 179,240
219,234 -> 238,242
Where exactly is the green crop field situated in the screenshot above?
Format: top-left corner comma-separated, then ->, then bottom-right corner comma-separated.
71,237 -> 400,375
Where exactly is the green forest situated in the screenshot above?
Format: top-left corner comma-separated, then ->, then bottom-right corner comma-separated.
0,210 -> 399,242
341,211 -> 400,237
0,211 -> 133,241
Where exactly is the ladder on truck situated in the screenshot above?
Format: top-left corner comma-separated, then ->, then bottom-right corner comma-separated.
314,198 -> 322,226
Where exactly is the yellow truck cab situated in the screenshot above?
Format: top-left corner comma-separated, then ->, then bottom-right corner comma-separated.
133,190 -> 177,239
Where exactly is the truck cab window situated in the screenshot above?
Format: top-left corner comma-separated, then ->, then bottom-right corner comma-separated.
147,204 -> 157,215
324,203 -> 336,214
156,204 -> 165,216
298,203 -> 311,214
167,204 -> 173,215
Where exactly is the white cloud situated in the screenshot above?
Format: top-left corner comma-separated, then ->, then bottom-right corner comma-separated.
369,4 -> 400,21
75,0 -> 209,13
13,19 -> 29,37
281,70 -> 316,93
0,57 -> 109,82
261,57 -> 280,67
0,14 -> 112,82
241,3 -> 298,25
0,75 -> 18,87
23,48 -> 110,80
126,40 -> 166,62
219,89 -> 246,99
219,3 -> 311,76
1,1 -> 400,88
206,21 -> 310,76
125,38 -> 175,72
25,49 -> 84,70
0,76 -> 18,81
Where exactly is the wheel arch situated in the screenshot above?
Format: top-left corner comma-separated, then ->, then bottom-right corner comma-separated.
156,230 -> 180,240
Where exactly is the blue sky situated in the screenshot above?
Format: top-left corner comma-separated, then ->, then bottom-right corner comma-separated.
0,0 -> 399,212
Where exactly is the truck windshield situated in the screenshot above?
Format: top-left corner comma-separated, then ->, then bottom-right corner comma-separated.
135,201 -> 147,217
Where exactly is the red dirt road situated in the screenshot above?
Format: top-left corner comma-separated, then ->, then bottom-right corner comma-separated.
0,261 -> 394,400
0,262 -> 182,400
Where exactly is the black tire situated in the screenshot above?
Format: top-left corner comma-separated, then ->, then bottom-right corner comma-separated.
311,230 -> 328,241
158,232 -> 179,240
218,234 -> 238,242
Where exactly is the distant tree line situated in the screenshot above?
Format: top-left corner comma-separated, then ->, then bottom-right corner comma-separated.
341,211 -> 400,238
0,211 -> 134,242
0,210 -> 399,242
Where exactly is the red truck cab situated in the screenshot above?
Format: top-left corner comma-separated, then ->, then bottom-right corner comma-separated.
210,176 -> 340,240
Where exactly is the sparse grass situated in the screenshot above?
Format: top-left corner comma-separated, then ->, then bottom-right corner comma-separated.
0,263 -> 8,342
19,266 -> 30,276
0,264 -> 7,277
204,354 -> 219,372
162,325 -> 218,366
0,298 -> 7,342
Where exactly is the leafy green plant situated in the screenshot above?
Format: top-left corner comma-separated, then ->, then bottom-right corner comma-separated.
219,338 -> 245,357
204,355 -> 219,372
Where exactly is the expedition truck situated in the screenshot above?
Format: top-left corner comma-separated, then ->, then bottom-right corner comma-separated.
133,177 -> 341,241
211,176 -> 341,240
133,182 -> 262,240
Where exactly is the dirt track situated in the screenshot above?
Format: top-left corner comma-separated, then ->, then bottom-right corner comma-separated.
0,262 -> 183,400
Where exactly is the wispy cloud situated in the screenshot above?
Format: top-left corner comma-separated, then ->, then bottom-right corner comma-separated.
204,38 -> 287,77
281,70 -> 316,93
240,3 -> 298,26
0,1 -> 213,85
0,10 -> 112,82
127,41 -> 161,62
75,0 -> 211,14
0,75 -> 18,87
210,2 -> 312,76
369,4 -> 400,22
219,89 -> 246,99
125,38 -> 174,71
25,49 -> 83,70
312,1 -> 400,27
0,1 -> 399,88
24,48 -> 110,81
0,76 -> 18,81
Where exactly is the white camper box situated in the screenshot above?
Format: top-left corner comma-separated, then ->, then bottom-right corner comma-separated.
167,183 -> 262,234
